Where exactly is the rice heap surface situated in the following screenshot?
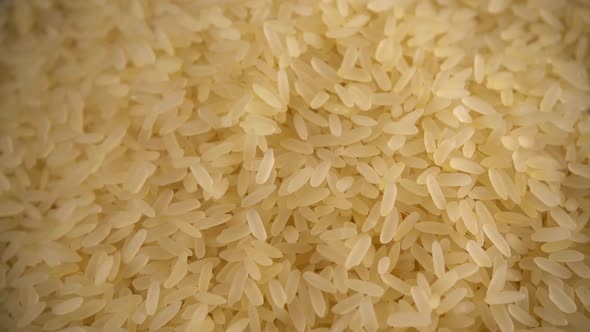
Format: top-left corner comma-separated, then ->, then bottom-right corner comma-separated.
1,0 -> 590,331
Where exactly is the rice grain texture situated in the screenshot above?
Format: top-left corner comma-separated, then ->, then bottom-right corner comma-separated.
0,0 -> 589,331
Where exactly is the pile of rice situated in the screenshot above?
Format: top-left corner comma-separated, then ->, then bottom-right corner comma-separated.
1,0 -> 589,331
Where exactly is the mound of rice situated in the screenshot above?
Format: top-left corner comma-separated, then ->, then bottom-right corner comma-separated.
1,0 -> 590,331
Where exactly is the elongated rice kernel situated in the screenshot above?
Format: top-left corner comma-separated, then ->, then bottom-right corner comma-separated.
450,157 -> 484,174
357,162 -> 380,184
540,83 -> 561,112
462,95 -> 496,115
549,207 -> 577,230
437,288 -> 468,314
466,240 -> 492,267
52,297 -> 84,315
432,240 -> 445,277
256,148 -> 274,184
122,229 -> 147,263
303,271 -> 336,294
485,290 -> 525,305
433,139 -> 455,165
125,161 -> 157,194
568,162 -> 590,178
310,161 -> 331,187
345,234 -> 372,269
437,173 -> 472,187
334,84 -> 354,107
380,182 -> 397,216
307,285 -> 327,317
411,286 -> 431,312
246,209 -> 267,240
489,304 -> 514,332
415,221 -> 451,235
268,279 -> 287,308
452,105 -> 472,123
190,163 -> 214,192
507,304 -> 539,327
387,311 -> 431,327
380,208 -> 399,244
488,168 -> 508,200
287,167 -> 314,193
292,114 -> 308,141
328,114 -> 343,137
393,67 -> 416,93
431,271 -> 457,296
387,135 -> 406,151
548,250 -> 584,263
482,224 -> 511,257
528,179 -> 560,207
377,257 -> 391,274
534,257 -> 572,279
164,255 -> 188,288
310,90 -> 330,109
226,318 -> 249,332
277,69 -> 290,103
253,83 -> 282,108
311,57 -> 339,82
459,200 -> 479,235
426,174 -> 446,209
548,285 -> 577,313
94,255 -> 114,285
146,281 -> 160,315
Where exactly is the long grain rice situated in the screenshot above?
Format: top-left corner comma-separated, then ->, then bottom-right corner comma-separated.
345,234 -> 372,269
489,304 -> 514,332
1,1 -> 589,331
534,258 -> 573,279
379,208 -> 399,244
426,174 -> 446,209
380,182 -> 397,216
466,240 -> 492,267
548,285 -> 577,313
256,149 -> 275,184
387,311 -> 431,328
268,279 -> 288,308
246,209 -> 267,241
432,241 -> 445,277
51,297 -> 84,315
303,272 -> 336,294
482,224 -> 511,257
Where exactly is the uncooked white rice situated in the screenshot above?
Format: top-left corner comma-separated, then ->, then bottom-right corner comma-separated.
51,297 -> 84,316
387,311 -> 430,328
379,207 -> 398,244
379,182 -> 397,216
1,0 -> 589,331
490,304 -> 514,332
347,279 -> 384,297
252,83 -> 282,109
255,148 -> 275,185
268,279 -> 287,308
466,240 -> 493,268
482,224 -> 512,257
426,174 -> 447,209
303,272 -> 336,294
145,281 -> 160,316
507,303 -> 539,327
534,258 -> 573,279
345,234 -> 372,270
246,209 -> 267,241
548,284 -> 577,314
